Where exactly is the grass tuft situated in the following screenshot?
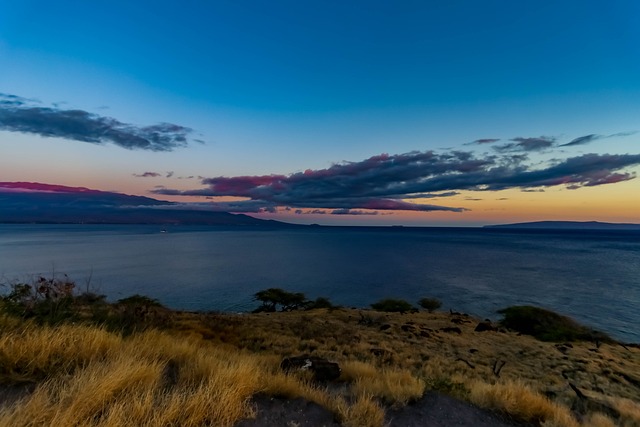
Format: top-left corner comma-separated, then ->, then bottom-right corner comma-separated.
469,380 -> 579,427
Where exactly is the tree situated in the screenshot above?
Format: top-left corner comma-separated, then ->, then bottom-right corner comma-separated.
254,288 -> 308,312
418,297 -> 442,313
370,298 -> 413,313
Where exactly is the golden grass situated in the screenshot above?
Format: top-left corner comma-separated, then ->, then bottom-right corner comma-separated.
0,325 -> 261,426
1,307 -> 639,426
335,394 -> 385,427
0,323 -> 121,383
469,380 -> 579,427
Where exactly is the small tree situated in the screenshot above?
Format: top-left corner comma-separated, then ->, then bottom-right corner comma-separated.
370,298 -> 413,313
418,297 -> 442,313
254,288 -> 308,312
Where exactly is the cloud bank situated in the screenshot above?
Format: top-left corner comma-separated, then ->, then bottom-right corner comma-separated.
0,93 -> 194,151
153,150 -> 640,214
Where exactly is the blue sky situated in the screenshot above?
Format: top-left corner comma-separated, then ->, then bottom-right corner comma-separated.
1,1 -> 639,225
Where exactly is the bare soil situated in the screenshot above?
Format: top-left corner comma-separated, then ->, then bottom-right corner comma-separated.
235,392 -> 533,427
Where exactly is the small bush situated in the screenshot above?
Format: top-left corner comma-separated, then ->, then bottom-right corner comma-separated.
253,288 -> 308,312
498,306 -> 613,343
305,297 -> 334,310
108,294 -> 170,334
370,298 -> 413,313
0,276 -> 77,324
418,297 -> 442,313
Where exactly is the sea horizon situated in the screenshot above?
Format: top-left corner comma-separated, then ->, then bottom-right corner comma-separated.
2,224 -> 638,343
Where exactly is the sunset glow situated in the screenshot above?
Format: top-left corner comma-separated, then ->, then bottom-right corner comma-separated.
1,1 -> 639,226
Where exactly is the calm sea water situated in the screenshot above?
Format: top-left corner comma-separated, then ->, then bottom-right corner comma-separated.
0,224 -> 638,343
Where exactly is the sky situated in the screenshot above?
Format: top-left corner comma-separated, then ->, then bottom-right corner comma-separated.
1,0 -> 639,226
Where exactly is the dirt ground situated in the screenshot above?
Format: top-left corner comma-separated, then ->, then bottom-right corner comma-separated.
235,392 -> 533,427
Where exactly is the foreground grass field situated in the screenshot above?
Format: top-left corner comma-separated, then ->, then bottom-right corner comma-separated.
0,284 -> 639,426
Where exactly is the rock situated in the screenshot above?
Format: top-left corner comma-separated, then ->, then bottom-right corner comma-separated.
401,324 -> 416,332
474,321 -> 497,332
379,324 -> 391,331
280,355 -> 341,382
440,327 -> 462,334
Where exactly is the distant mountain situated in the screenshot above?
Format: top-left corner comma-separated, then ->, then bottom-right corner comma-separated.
484,221 -> 640,230
0,182 -> 288,226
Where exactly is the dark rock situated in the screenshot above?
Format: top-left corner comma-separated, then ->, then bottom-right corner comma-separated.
469,348 -> 479,354
235,395 -> 341,427
379,323 -> 392,331
280,355 -> 341,382
401,324 -> 416,332
440,327 -> 462,334
386,391 -> 533,427
475,321 -> 497,332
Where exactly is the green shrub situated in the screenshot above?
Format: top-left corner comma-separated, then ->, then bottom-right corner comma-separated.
418,297 -> 442,313
370,298 -> 414,313
305,297 -> 334,310
0,276 -> 77,324
498,305 -> 613,343
106,294 -> 170,334
253,288 -> 308,312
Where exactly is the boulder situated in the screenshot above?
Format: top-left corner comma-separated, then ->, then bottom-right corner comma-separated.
474,321 -> 497,332
280,355 -> 341,382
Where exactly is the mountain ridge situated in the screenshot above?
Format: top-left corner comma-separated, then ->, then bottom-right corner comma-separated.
0,181 -> 291,227
484,220 -> 640,230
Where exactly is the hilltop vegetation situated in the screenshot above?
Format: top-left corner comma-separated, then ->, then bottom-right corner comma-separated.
1,278 -> 639,426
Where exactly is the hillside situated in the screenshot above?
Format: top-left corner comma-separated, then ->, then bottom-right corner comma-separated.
0,182 -> 287,226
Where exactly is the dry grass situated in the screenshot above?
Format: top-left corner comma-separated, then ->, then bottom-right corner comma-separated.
335,394 -> 385,427
194,307 -> 640,426
0,306 -> 638,426
469,380 -> 579,427
0,325 -> 264,427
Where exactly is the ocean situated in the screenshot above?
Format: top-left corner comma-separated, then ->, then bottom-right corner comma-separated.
0,224 -> 638,343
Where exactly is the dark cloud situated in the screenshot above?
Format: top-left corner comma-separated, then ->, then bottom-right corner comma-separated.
133,172 -> 161,178
495,137 -> 556,152
398,191 -> 459,199
166,171 -> 174,178
152,150 -> 640,213
561,134 -> 600,147
466,138 -> 500,145
331,209 -> 379,215
0,93 -> 194,151
560,131 -> 637,147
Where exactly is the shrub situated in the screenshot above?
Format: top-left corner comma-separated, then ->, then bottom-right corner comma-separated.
253,288 -> 308,312
418,297 -> 442,313
0,275 -> 77,324
305,297 -> 334,310
108,294 -> 170,334
370,298 -> 413,313
498,306 -> 613,343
